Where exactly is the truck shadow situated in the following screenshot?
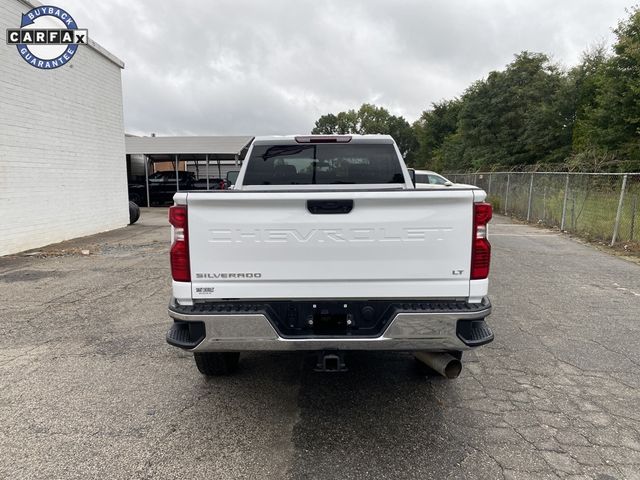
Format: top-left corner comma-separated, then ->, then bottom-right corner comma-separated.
288,351 -> 467,477
193,351 -> 472,478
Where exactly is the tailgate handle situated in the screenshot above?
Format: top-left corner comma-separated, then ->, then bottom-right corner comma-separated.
307,199 -> 353,214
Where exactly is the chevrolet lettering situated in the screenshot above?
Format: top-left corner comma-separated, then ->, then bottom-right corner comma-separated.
209,227 -> 452,244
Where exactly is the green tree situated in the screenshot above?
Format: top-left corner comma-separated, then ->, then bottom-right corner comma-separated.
413,52 -> 576,172
413,99 -> 461,170
312,111 -> 359,135
573,8 -> 640,170
570,45 -> 608,130
312,104 -> 418,163
451,52 -> 573,170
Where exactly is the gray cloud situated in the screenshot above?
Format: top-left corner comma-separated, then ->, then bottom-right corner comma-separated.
60,0 -> 633,135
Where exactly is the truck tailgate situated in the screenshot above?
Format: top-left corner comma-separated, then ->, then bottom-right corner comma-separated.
186,190 -> 474,300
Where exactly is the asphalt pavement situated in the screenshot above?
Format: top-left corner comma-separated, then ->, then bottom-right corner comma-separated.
1,208 -> 639,479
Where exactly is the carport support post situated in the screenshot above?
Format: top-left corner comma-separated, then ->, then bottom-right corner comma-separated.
504,173 -> 510,215
175,155 -> 179,192
526,173 -> 534,221
611,174 -> 628,246
144,155 -> 150,208
560,174 -> 570,231
206,154 -> 209,190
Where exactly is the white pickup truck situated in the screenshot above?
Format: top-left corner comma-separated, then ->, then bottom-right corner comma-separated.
166,135 -> 493,377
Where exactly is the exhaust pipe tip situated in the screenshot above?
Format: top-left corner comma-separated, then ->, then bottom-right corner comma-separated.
442,358 -> 462,379
414,352 -> 462,379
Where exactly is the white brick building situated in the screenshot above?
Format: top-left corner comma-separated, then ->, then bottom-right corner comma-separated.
0,0 -> 127,256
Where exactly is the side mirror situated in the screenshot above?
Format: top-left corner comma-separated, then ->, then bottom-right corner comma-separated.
407,168 -> 416,186
444,180 -> 453,187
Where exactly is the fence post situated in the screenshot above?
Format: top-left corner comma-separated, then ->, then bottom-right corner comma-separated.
526,173 -> 534,221
560,174 -> 570,231
630,195 -> 638,242
611,174 -> 628,246
504,173 -> 510,215
488,173 -> 492,195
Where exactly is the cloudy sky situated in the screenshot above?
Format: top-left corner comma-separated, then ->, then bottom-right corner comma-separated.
60,0 -> 633,136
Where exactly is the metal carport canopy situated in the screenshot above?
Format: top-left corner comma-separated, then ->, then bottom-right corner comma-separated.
125,135 -> 254,207
125,135 -> 254,155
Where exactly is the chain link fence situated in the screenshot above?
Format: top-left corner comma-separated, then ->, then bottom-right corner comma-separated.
446,172 -> 640,246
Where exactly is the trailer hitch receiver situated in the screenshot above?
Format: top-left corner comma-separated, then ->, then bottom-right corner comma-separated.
314,351 -> 347,372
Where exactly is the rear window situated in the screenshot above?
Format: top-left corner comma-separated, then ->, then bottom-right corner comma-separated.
242,144 -> 404,185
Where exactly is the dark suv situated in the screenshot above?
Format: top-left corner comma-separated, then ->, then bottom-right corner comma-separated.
146,171 -> 196,204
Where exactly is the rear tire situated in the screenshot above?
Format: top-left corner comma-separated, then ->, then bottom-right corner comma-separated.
128,201 -> 141,224
194,352 -> 240,376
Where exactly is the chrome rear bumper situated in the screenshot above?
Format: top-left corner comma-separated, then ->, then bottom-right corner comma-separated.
167,298 -> 493,352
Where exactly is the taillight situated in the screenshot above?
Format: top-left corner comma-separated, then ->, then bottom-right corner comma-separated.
471,202 -> 492,280
169,205 -> 190,282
